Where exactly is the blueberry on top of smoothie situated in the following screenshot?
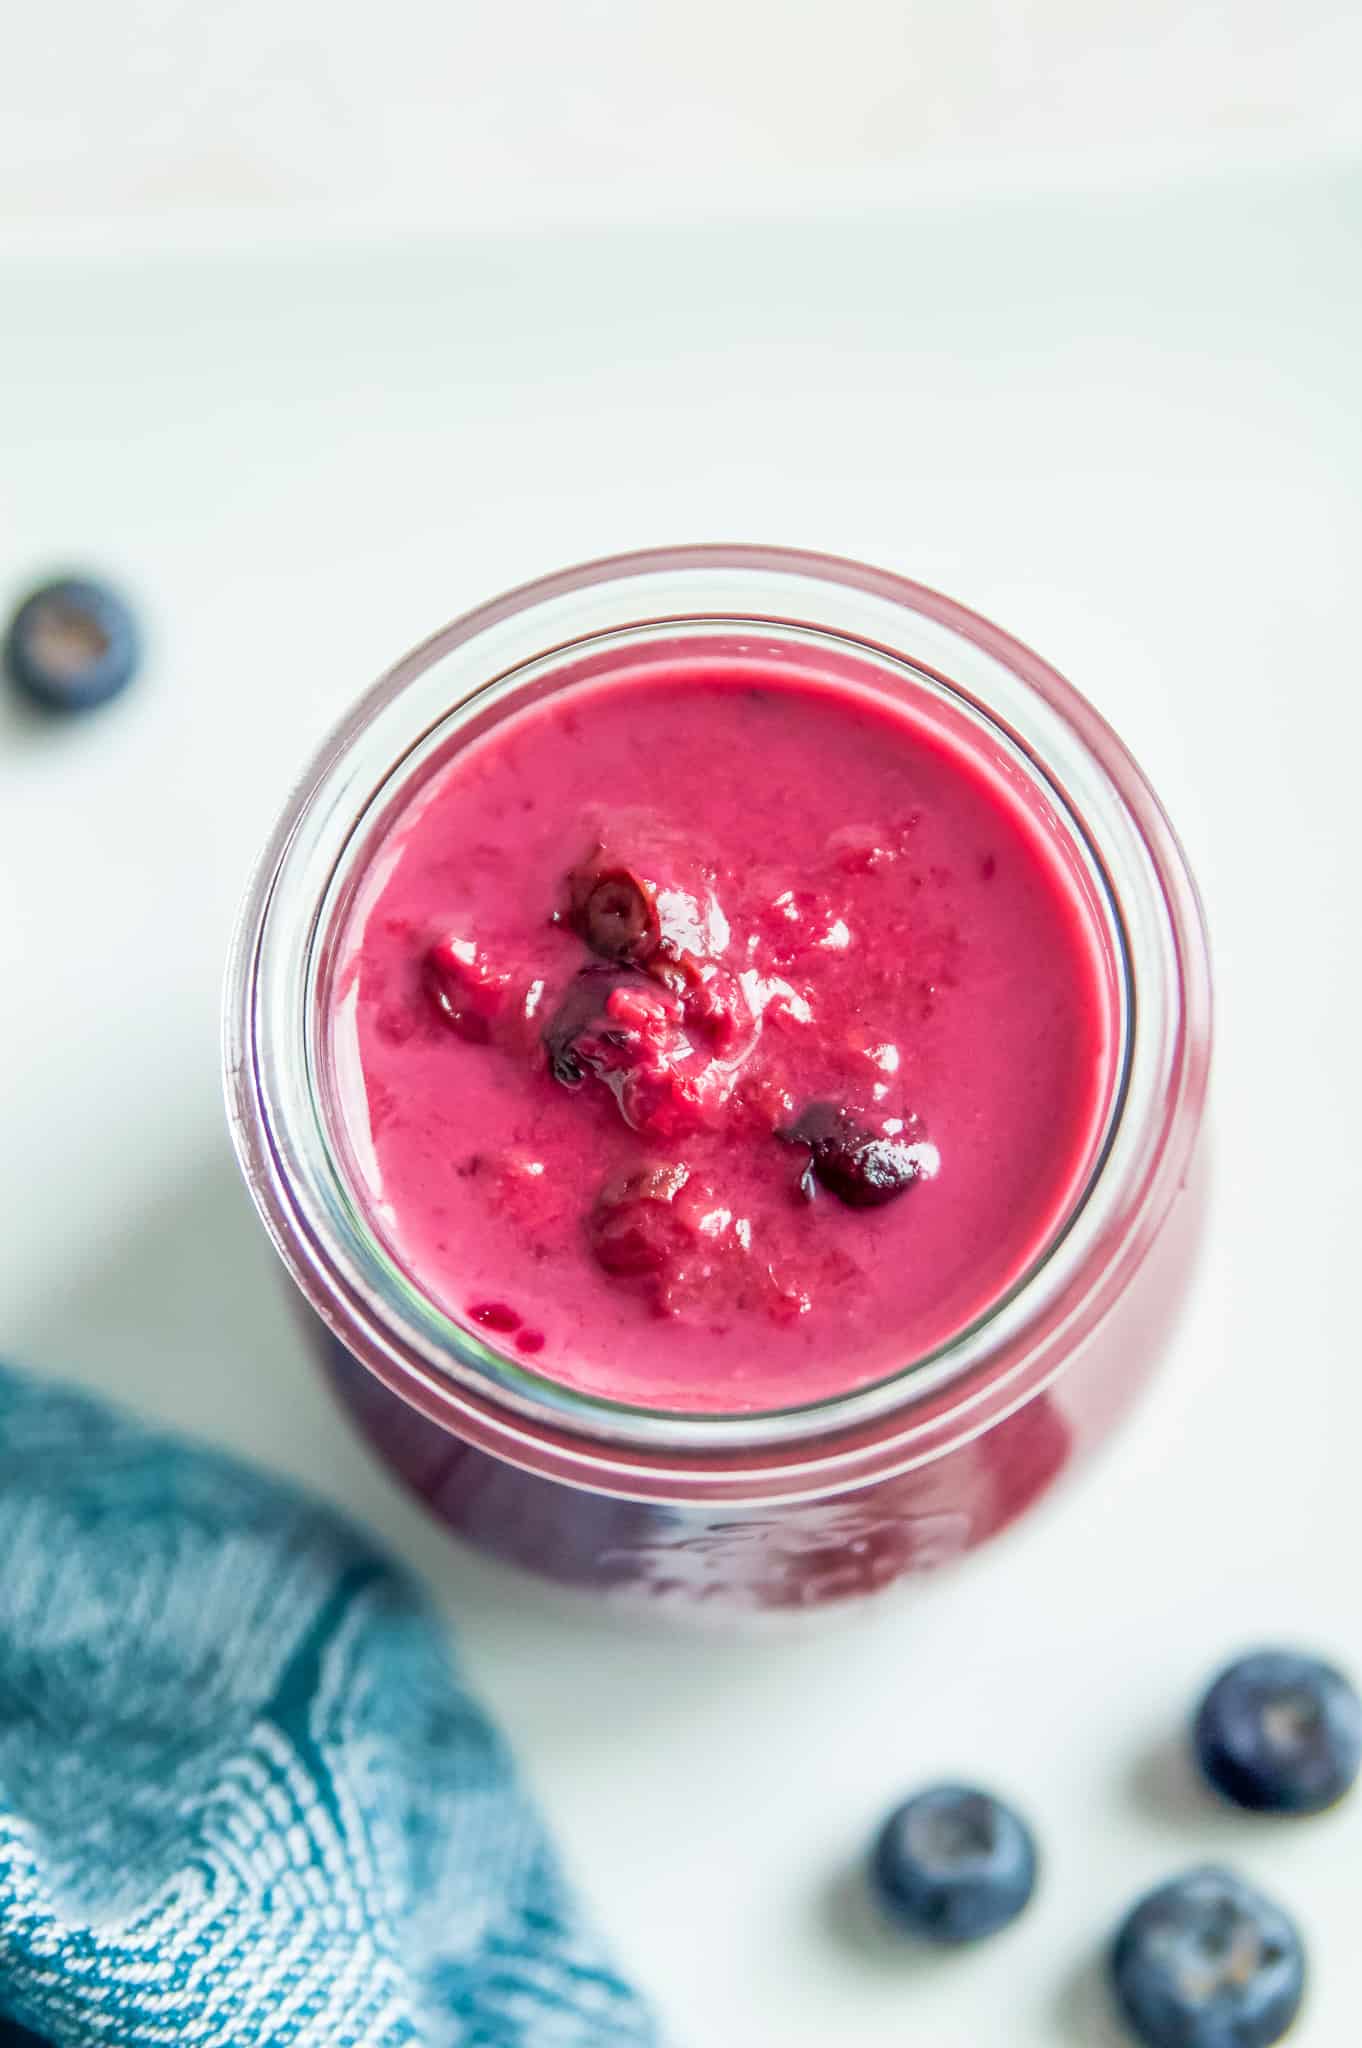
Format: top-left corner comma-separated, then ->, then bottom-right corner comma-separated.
778,1101 -> 933,1209
565,823 -> 730,970
545,840 -> 765,1142
542,965 -> 664,1087
542,966 -> 737,1139
567,862 -> 661,963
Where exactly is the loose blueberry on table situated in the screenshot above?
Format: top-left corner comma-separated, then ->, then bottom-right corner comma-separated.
869,1783 -> 1038,1943
1193,1649 -> 1362,1817
1110,1866 -> 1306,2048
3,575 -> 140,712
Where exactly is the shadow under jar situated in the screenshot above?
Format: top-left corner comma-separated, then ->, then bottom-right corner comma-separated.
224,546 -> 1211,1618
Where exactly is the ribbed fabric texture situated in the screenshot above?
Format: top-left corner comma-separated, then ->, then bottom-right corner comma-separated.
0,1366 -> 658,2048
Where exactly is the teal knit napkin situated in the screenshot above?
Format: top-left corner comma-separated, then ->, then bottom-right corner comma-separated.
0,1365 -> 658,2047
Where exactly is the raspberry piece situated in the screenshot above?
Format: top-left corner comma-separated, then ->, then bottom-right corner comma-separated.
424,936 -> 515,1044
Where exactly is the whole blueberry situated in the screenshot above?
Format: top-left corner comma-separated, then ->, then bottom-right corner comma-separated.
3,575 -> 141,712
779,1101 -> 926,1210
542,964 -> 654,1086
568,864 -> 661,964
870,1783 -> 1037,1943
1110,1866 -> 1305,2048
1193,1649 -> 1362,1816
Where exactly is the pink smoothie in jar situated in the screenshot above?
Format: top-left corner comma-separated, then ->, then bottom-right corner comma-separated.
331,654 -> 1119,1416
228,547 -> 1209,1615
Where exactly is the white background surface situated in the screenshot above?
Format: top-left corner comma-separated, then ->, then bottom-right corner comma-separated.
2,0 -> 1361,235
2,141 -> 1361,2045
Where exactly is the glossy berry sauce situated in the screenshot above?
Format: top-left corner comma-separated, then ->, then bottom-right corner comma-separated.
330,656 -> 1118,1413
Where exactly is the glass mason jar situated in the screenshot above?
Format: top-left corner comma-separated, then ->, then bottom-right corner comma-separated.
224,546 -> 1211,1618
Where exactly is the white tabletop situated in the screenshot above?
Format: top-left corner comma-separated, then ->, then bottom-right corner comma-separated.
2,159 -> 1360,2043
1,0 -> 1358,239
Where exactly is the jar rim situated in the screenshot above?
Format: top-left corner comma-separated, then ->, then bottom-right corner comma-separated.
224,543 -> 1211,1502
